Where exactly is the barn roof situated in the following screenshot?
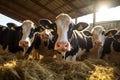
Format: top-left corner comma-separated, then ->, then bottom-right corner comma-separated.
0,0 -> 120,25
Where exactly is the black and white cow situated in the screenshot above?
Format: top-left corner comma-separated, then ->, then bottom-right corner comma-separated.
83,27 -> 118,59
0,20 -> 36,55
112,31 -> 120,52
19,20 -> 36,53
50,13 -> 90,61
6,23 -> 23,53
24,19 -> 56,59
99,29 -> 118,59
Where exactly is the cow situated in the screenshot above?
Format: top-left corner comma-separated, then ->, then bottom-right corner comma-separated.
83,27 -> 118,59
48,13 -> 90,61
6,23 -> 23,53
112,32 -> 120,52
0,20 -> 36,55
99,29 -> 117,58
94,30 -> 120,64
24,19 -> 56,60
19,20 -> 36,54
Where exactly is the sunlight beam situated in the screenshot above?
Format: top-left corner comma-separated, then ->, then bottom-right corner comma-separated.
98,5 -> 109,12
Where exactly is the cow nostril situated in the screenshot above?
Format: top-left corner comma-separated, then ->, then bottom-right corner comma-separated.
56,42 -> 60,47
56,42 -> 69,48
41,34 -> 44,38
25,41 -> 28,44
94,42 -> 97,45
19,41 -> 28,46
65,43 -> 68,47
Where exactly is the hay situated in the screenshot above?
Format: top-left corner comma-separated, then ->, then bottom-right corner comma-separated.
0,60 -> 58,80
0,54 -> 120,80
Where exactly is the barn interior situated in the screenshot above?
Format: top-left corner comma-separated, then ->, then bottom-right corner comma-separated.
1,0 -> 120,25
0,0 -> 120,80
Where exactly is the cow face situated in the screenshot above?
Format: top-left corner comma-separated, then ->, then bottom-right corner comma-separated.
91,26 -> 106,47
34,19 -> 55,42
54,13 -> 89,53
91,26 -> 117,47
19,20 -> 35,48
36,25 -> 54,41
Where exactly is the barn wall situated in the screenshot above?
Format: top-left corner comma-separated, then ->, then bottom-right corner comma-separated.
89,20 -> 120,31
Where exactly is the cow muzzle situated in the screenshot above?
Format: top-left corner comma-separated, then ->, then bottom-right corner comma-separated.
94,41 -> 102,48
19,41 -> 29,48
41,34 -> 49,41
55,42 -> 71,52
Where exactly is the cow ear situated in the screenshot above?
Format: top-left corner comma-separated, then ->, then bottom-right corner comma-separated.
114,35 -> 120,42
105,29 -> 117,37
83,30 -> 92,36
7,23 -> 17,28
39,19 -> 52,27
49,23 -> 57,31
74,22 -> 89,31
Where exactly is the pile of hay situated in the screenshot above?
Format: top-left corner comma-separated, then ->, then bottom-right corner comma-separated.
0,54 -> 120,80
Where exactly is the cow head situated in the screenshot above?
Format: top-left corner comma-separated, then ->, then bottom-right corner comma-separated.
34,19 -> 55,42
54,13 -> 89,53
91,26 -> 106,47
91,26 -> 117,47
19,20 -> 35,48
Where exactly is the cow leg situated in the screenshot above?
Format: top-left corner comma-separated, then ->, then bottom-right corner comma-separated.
32,49 -> 39,60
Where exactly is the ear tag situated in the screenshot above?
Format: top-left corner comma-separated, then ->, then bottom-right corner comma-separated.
11,27 -> 15,30
2,27 -> 6,30
39,28 -> 43,32
108,32 -> 113,37
77,25 -> 83,31
46,25 -> 49,28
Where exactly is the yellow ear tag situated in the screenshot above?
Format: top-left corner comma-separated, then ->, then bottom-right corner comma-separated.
2,27 -> 6,30
77,25 -> 83,31
108,32 -> 113,37
46,25 -> 49,28
40,28 -> 43,32
11,27 -> 15,30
